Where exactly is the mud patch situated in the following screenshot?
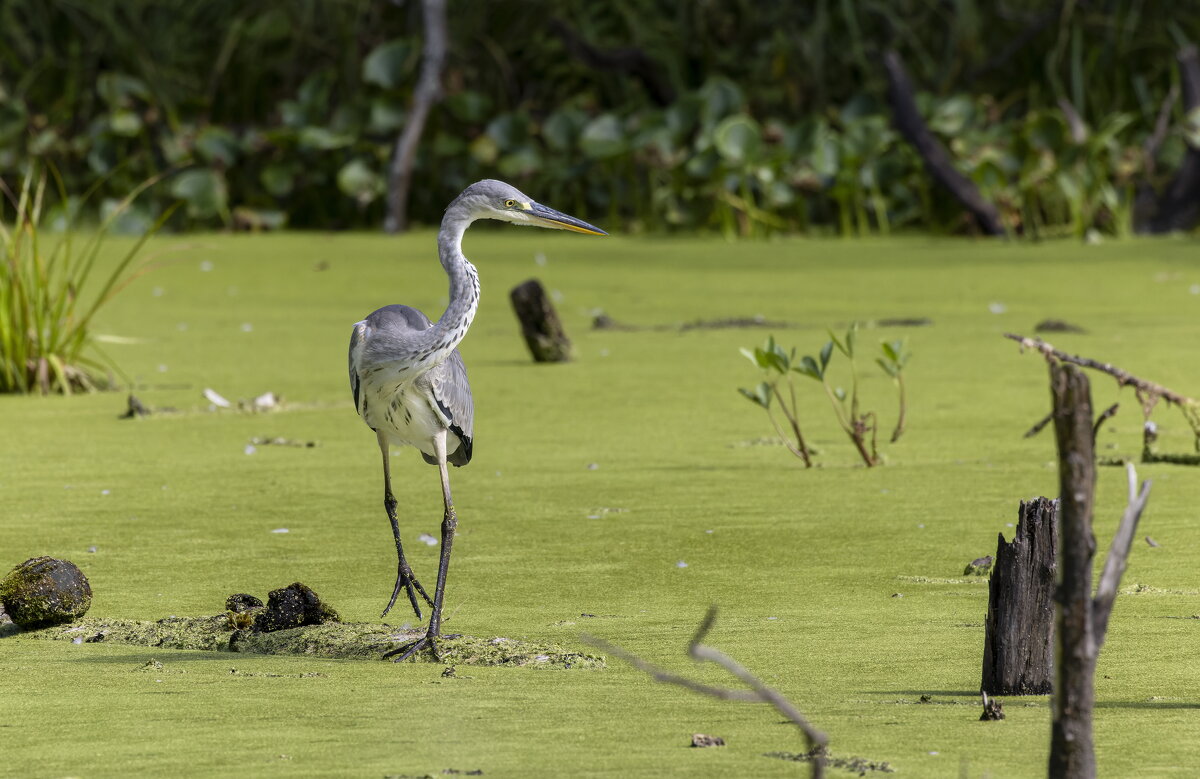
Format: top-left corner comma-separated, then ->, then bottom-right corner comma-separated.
18,616 -> 604,668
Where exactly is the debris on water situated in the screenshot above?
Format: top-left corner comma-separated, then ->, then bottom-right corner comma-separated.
534,252 -> 547,266
249,437 -> 318,448
586,463 -> 599,470
241,323 -> 253,332
692,734 -> 725,748
119,394 -> 151,419
963,556 -> 994,576
203,388 -> 233,408
1191,284 -> 1200,295
157,364 -> 169,372
244,444 -> 257,455
767,616 -> 778,621
988,302 -> 1007,314
152,286 -> 165,297
248,392 -> 279,412
892,593 -> 904,598
101,489 -> 111,496
87,546 -> 98,554
271,528 -> 289,534
705,529 -> 713,534
1146,536 -> 1161,547
418,533 -> 438,546
0,557 -> 93,629
980,692 -> 1005,721
676,561 -> 688,568
1035,318 -> 1087,334
199,260 -> 214,272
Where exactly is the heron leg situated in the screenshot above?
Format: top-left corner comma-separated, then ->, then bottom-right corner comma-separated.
387,429 -> 457,662
378,431 -> 433,620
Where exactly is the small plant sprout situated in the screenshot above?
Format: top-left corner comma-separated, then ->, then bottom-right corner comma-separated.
738,335 -> 814,467
741,324 -> 912,467
876,338 -> 911,442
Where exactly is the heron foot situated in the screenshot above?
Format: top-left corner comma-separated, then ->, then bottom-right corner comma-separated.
381,563 -> 434,620
384,632 -> 441,663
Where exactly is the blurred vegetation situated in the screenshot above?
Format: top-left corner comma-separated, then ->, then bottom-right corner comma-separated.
0,0 -> 1198,236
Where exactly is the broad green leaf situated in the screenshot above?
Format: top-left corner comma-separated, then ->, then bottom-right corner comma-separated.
169,169 -> 227,219
336,159 -> 385,205
820,340 -> 834,370
738,387 -> 767,408
579,114 -> 627,159
362,40 -> 411,89
260,164 -> 297,197
542,108 -> 586,152
713,114 -> 762,166
368,98 -> 406,133
298,126 -> 353,150
795,355 -> 823,380
195,126 -> 238,166
108,110 -> 142,137
445,90 -> 491,123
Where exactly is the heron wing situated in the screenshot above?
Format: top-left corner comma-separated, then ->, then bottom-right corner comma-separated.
349,305 -> 435,416
348,320 -> 368,415
426,350 -> 473,466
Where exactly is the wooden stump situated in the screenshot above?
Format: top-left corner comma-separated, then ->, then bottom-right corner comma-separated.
510,279 -> 572,363
981,496 -> 1058,695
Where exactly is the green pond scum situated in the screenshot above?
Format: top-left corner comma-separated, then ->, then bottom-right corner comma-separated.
2,233 -> 1199,777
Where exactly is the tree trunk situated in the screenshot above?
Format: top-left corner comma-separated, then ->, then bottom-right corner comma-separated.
510,279 -> 572,363
882,49 -> 1006,237
1048,362 -> 1098,779
384,0 -> 447,234
981,497 -> 1057,696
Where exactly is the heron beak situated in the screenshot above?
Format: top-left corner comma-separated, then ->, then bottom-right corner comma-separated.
527,202 -> 607,236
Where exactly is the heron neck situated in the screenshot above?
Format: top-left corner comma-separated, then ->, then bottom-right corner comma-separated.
424,211 -> 480,360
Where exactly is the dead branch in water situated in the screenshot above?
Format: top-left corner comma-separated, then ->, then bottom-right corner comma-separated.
584,606 -> 828,778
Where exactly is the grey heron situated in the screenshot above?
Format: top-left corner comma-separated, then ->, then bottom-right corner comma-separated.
348,179 -> 605,661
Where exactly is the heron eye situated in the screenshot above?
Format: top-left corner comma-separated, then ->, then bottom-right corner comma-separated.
504,199 -> 516,208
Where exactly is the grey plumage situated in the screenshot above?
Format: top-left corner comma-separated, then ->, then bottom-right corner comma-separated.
346,179 -> 605,662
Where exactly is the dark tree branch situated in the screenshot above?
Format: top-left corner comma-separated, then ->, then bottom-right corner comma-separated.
1048,362 -> 1098,778
882,49 -> 1006,236
549,19 -> 676,107
385,0 -> 448,234
584,606 -> 828,779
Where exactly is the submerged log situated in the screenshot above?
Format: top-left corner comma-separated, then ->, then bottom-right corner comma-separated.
981,497 -> 1058,695
510,278 -> 573,362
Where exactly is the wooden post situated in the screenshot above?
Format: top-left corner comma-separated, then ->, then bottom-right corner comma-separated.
1049,362 -> 1098,778
981,497 -> 1057,696
510,279 -> 572,363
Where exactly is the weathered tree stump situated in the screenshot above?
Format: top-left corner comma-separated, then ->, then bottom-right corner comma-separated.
981,497 -> 1058,695
510,279 -> 572,362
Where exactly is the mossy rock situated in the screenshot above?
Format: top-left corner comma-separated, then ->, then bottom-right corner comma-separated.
0,557 -> 92,629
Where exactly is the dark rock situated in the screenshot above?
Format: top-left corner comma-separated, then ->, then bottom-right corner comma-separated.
226,593 -> 264,612
253,582 -> 339,633
0,557 -> 92,629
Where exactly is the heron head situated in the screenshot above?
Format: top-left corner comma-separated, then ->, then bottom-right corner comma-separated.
453,179 -> 606,236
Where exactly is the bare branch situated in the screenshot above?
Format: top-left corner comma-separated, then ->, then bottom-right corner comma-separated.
1004,332 -> 1198,410
1092,463 -> 1152,648
584,606 -> 828,778
1092,403 -> 1120,439
385,0 -> 448,233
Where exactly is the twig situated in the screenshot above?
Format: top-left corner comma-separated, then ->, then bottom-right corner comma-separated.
1092,463 -> 1152,648
1024,412 -> 1053,438
1004,332 -> 1199,412
1092,403 -> 1119,439
584,606 -> 828,779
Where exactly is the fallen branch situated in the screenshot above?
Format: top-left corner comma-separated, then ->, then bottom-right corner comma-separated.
1005,333 -> 1200,453
585,606 -> 828,779
883,49 -> 1005,236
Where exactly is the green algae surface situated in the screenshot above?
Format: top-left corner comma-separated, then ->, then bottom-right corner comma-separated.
3,233 -> 1200,777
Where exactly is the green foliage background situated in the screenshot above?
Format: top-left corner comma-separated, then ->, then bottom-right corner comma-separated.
1,0 -> 1198,236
